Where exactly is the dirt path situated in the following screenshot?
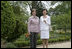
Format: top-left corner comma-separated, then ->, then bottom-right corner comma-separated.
37,40 -> 71,48
22,40 -> 71,48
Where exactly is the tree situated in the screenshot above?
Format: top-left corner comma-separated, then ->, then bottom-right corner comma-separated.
49,1 -> 71,16
51,10 -> 71,33
1,1 -> 16,40
1,1 -> 29,42
50,1 -> 71,33
31,1 -> 44,18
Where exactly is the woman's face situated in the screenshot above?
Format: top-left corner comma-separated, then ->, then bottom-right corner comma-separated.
43,10 -> 47,15
32,9 -> 36,16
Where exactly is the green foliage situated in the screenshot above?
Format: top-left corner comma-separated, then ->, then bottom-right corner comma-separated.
1,1 -> 29,42
6,42 -> 17,48
13,41 -> 29,47
13,32 -> 71,47
49,1 -> 71,16
32,1 -> 44,18
12,34 -> 30,47
51,10 -> 71,33
1,1 -> 16,40
1,1 -> 71,46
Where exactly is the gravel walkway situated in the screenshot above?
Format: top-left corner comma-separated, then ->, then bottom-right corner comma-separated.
37,40 -> 71,48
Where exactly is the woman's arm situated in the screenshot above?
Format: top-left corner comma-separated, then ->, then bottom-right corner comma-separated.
40,17 -> 42,31
28,17 -> 31,34
38,17 -> 40,33
46,16 -> 51,26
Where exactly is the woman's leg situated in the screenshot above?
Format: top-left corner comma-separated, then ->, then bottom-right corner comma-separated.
30,32 -> 34,48
34,33 -> 38,48
42,39 -> 45,48
30,32 -> 38,48
45,39 -> 48,48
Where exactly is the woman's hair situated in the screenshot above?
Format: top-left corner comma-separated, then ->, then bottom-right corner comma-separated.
31,9 -> 36,15
42,9 -> 48,14
42,9 -> 47,12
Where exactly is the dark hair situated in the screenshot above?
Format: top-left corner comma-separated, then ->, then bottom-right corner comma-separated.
42,9 -> 47,12
42,9 -> 48,14
31,9 -> 36,15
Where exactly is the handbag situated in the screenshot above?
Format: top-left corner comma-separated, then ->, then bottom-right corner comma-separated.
25,33 -> 30,38
25,33 -> 30,41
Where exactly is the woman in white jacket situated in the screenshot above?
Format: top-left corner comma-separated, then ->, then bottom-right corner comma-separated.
40,9 -> 51,48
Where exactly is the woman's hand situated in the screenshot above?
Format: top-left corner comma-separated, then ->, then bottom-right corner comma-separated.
28,33 -> 30,35
44,20 -> 46,23
25,33 -> 30,37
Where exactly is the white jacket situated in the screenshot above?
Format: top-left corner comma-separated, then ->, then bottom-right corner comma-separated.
40,15 -> 51,31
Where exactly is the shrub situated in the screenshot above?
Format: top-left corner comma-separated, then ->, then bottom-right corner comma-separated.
13,41 -> 30,47
1,1 -> 28,42
6,42 -> 17,48
37,40 -> 42,45
1,1 -> 16,41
